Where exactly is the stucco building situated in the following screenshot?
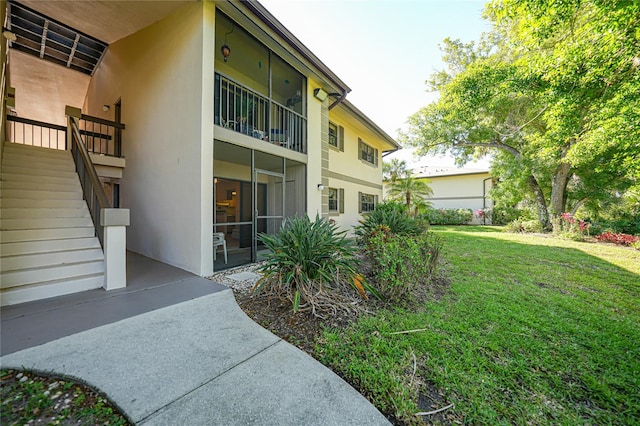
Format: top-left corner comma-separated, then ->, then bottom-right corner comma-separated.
0,0 -> 399,305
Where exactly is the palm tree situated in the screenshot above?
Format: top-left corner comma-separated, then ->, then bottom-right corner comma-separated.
382,158 -> 408,183
387,174 -> 433,216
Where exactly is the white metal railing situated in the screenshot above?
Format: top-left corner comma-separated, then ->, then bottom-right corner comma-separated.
215,73 -> 307,153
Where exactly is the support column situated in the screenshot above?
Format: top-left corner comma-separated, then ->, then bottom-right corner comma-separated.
100,208 -> 130,290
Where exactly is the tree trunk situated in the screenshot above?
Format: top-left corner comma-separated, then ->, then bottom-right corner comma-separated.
550,162 -> 572,232
528,175 -> 550,230
406,192 -> 411,216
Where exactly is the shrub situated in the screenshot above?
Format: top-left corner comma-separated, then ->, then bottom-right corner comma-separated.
491,206 -> 536,225
504,218 -> 543,233
254,215 -> 377,317
354,201 -> 424,243
365,231 -> 442,303
553,212 -> 590,241
595,232 -> 640,247
422,208 -> 473,225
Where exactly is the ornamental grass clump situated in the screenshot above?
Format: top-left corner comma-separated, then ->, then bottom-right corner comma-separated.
354,201 -> 425,244
253,215 -> 378,317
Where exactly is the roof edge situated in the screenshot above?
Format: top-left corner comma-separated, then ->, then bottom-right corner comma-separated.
241,0 -> 351,94
339,99 -> 401,152
415,170 -> 491,179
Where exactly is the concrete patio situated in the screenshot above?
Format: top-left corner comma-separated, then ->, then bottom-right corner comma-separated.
0,252 -> 390,425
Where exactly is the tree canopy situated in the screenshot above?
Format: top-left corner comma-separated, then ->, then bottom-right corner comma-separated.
386,174 -> 433,217
403,0 -> 640,230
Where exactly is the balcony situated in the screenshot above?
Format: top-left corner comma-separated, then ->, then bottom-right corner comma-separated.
214,73 -> 307,154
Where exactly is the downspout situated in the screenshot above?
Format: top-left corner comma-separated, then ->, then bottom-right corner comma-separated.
328,90 -> 347,111
482,177 -> 491,225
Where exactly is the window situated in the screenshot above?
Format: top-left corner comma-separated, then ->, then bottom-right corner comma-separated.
359,192 -> 376,213
359,139 -> 378,166
328,188 -> 344,213
328,122 -> 338,147
328,122 -> 344,151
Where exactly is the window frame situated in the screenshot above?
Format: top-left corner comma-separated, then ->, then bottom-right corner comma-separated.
359,192 -> 376,213
328,187 -> 339,211
328,187 -> 345,214
328,122 -> 338,148
358,138 -> 378,166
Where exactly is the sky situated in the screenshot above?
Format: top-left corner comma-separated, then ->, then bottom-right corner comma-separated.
259,0 -> 493,169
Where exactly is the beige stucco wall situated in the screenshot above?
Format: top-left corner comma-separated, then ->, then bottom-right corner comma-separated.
325,105 -> 386,234
83,2 -> 215,276
306,76 -> 324,218
425,172 -> 493,218
9,51 -> 90,126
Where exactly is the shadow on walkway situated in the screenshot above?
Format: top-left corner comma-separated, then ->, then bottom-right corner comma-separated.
1,251 -> 227,356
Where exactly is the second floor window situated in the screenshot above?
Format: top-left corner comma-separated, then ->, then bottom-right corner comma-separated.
359,139 -> 378,166
329,122 -> 338,148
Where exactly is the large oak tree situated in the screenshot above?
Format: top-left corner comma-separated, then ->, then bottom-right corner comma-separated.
403,0 -> 640,230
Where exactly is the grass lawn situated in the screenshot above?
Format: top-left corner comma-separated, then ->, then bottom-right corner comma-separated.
317,226 -> 640,424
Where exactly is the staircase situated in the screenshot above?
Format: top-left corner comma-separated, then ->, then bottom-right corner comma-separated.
0,142 -> 104,306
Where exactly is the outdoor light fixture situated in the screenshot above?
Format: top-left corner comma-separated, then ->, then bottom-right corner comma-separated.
220,44 -> 231,62
221,25 -> 234,62
313,88 -> 328,102
317,184 -> 325,191
102,105 -> 110,112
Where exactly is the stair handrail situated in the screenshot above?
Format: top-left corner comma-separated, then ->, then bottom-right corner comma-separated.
68,114 -> 110,246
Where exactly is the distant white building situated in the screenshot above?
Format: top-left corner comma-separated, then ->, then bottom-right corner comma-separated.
384,165 -> 493,224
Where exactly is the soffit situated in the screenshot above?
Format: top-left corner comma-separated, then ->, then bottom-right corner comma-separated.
13,0 -> 195,45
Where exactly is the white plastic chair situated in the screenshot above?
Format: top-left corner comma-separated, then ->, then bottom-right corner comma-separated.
213,232 -> 228,264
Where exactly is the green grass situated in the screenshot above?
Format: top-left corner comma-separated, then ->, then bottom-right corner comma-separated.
317,226 -> 640,424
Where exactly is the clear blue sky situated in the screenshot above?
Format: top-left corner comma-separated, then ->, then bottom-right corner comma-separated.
259,0 -> 492,167
260,0 -> 490,132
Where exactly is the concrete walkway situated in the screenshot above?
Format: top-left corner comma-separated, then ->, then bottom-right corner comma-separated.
1,253 -> 389,425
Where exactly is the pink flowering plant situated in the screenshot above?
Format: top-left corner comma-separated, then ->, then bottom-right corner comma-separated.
474,209 -> 486,218
595,232 -> 640,247
555,212 -> 590,241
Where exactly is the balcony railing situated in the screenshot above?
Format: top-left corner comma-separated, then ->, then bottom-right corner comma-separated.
78,114 -> 125,157
5,114 -> 124,158
215,73 -> 306,154
6,115 -> 67,149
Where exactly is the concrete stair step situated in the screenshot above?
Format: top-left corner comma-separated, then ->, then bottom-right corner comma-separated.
2,155 -> 75,172
0,165 -> 78,179
1,172 -> 80,186
0,273 -> 104,306
1,217 -> 94,230
1,260 -> 104,289
2,149 -> 74,164
0,237 -> 101,256
3,143 -> 69,158
0,198 -> 87,209
1,248 -> 104,271
1,189 -> 83,201
1,227 -> 95,243
0,207 -> 90,219
0,180 -> 80,192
